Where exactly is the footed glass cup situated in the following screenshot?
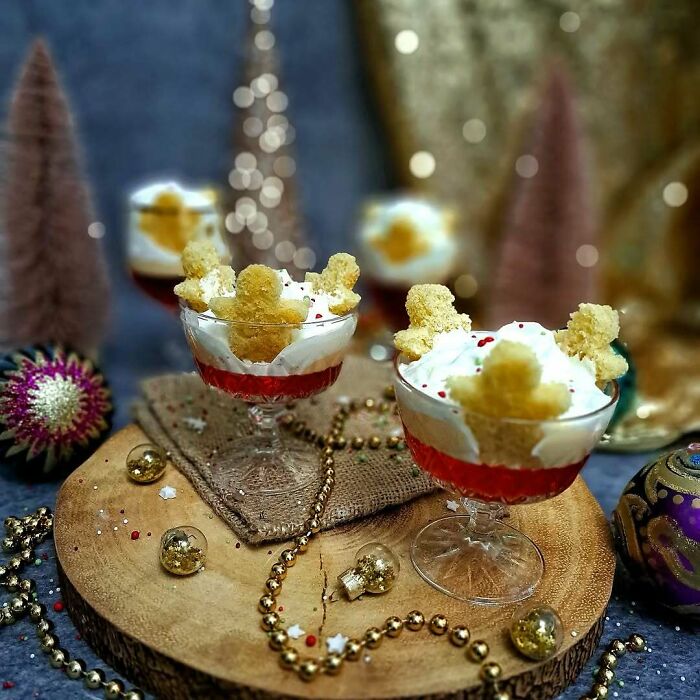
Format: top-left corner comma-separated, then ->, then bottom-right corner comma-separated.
394,355 -> 618,605
181,304 -> 357,496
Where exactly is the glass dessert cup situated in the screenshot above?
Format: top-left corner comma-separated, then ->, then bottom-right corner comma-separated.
180,303 -> 357,496
394,355 -> 618,605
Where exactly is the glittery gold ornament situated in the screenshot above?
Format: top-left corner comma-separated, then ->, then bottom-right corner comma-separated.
510,604 -> 563,661
126,443 -> 167,484
337,542 -> 400,600
159,526 -> 207,576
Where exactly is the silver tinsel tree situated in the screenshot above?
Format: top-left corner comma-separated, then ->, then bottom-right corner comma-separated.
225,0 -> 313,278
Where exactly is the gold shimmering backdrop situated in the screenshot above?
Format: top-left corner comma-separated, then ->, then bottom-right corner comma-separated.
356,0 -> 700,440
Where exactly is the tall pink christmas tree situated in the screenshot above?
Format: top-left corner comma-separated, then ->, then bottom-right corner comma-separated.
225,1 -> 313,278
0,39 -> 110,356
487,64 -> 598,329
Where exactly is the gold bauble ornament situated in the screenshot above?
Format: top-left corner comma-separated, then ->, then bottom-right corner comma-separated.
126,443 -> 167,483
298,659 -> 320,681
405,610 -> 425,631
338,542 -> 400,600
450,625 -> 470,647
364,626 -> 383,648
159,526 -> 207,576
344,639 -> 363,660
510,604 -> 563,661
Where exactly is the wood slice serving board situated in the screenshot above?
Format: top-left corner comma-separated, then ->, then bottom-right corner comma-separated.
55,425 -> 614,700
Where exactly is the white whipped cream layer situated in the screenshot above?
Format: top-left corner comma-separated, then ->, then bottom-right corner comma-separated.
358,199 -> 458,285
128,181 -> 229,277
183,270 -> 357,377
395,323 -> 616,468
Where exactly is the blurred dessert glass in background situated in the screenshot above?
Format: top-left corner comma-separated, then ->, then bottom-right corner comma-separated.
128,181 -> 230,309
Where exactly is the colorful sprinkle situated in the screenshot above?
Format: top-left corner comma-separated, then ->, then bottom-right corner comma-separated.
305,634 -> 317,647
477,336 -> 495,348
53,601 -> 64,613
130,531 -> 140,541
437,391 -> 446,398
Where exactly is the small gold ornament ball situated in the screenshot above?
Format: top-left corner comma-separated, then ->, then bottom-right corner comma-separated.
324,653 -> 344,675
298,658 -> 320,681
84,669 -> 105,689
429,614 -> 448,635
600,651 -> 618,670
159,526 -> 207,576
126,443 -> 167,483
66,659 -> 85,679
591,683 -> 609,699
279,648 -> 299,669
480,661 -> 502,682
492,691 -> 511,700
368,435 -> 382,449
384,616 -> 403,637
364,626 -> 383,648
627,633 -> 646,652
510,604 -> 563,661
344,639 -> 363,661
449,625 -> 470,647
468,640 -> 489,662
609,639 -> 627,657
405,610 -> 425,631
104,680 -> 124,700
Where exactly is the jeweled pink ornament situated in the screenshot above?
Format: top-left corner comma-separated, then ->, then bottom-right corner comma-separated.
0,344 -> 112,476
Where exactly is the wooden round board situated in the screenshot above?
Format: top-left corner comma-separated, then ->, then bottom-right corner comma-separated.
55,425 -> 614,700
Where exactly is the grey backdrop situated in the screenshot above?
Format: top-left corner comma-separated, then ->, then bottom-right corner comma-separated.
0,2 -> 697,699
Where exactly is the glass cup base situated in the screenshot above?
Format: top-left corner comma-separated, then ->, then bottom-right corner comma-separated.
410,514 -> 543,605
211,433 -> 318,497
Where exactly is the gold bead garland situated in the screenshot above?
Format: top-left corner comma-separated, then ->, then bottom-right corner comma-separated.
578,634 -> 647,700
271,389 -> 508,695
0,508 -> 145,700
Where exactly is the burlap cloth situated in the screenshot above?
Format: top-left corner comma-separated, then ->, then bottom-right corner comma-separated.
133,356 -> 435,544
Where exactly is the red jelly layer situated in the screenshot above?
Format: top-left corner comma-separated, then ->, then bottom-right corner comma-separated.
196,360 -> 342,402
403,426 -> 587,504
130,270 -> 182,310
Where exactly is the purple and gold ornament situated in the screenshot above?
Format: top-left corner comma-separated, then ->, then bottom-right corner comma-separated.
613,444 -> 700,617
0,345 -> 112,475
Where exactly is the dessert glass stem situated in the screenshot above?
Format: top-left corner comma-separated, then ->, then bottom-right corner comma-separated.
248,403 -> 285,453
208,401 -> 317,497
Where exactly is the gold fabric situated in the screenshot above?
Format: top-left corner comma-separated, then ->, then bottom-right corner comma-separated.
356,0 -> 700,321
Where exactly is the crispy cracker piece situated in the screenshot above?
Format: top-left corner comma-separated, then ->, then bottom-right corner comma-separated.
447,340 -> 571,467
181,239 -> 220,278
394,284 -> 471,360
210,264 -> 309,363
555,303 -> 628,385
447,340 -> 571,420
305,253 -> 361,315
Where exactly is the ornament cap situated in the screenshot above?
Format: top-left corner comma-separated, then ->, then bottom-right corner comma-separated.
338,568 -> 365,600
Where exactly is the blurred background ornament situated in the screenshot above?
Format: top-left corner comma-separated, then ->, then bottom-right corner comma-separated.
337,542 -> 400,600
126,443 -> 167,484
509,604 -> 563,661
225,0 -> 312,278
613,445 -> 700,617
487,63 -> 597,329
159,526 -> 208,576
126,182 -> 230,310
0,345 -> 112,477
0,39 -> 110,358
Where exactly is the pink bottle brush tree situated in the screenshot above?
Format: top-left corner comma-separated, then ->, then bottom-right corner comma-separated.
487,63 -> 598,330
0,39 -> 110,357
